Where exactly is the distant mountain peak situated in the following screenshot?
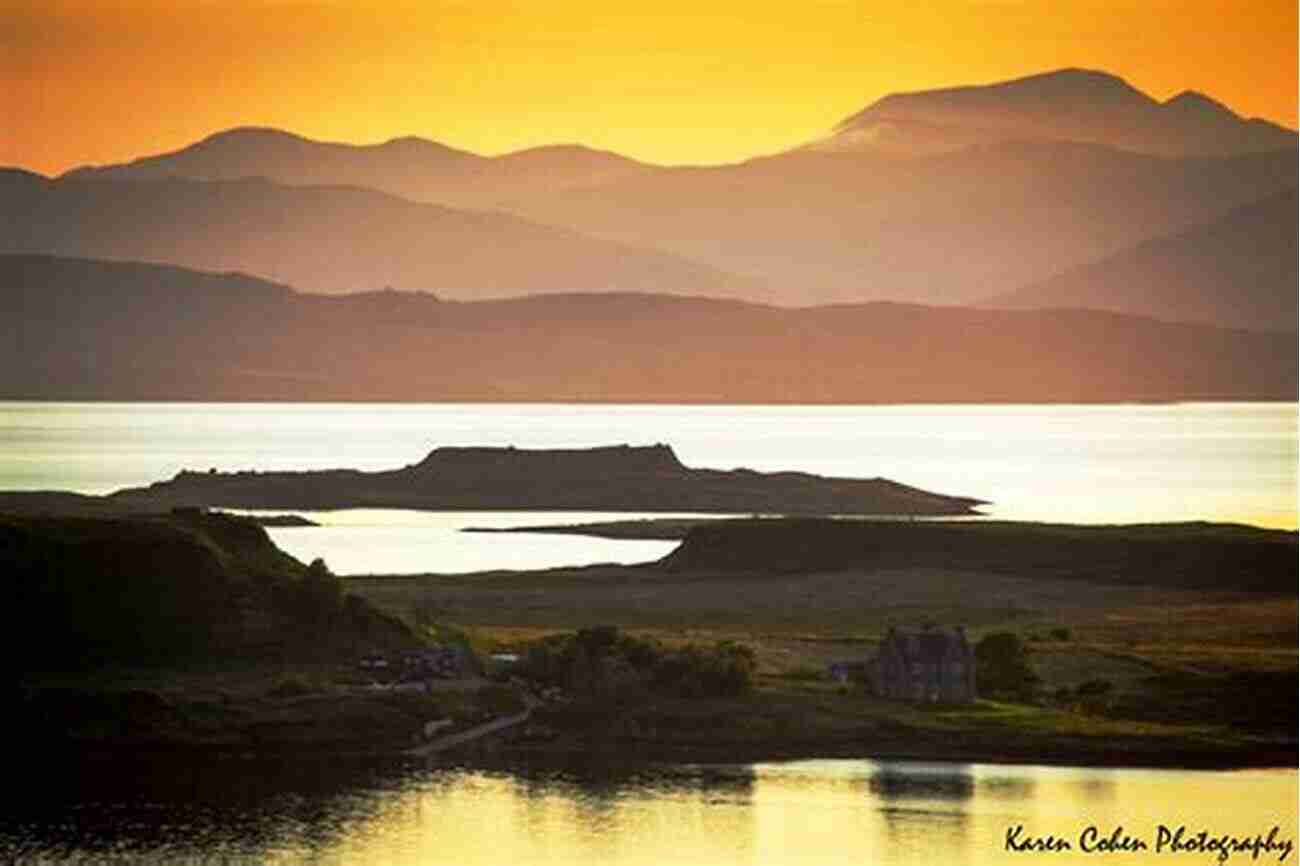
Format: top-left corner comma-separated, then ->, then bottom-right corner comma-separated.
1162,90 -> 1236,117
965,66 -> 1150,103
850,67 -> 1151,122
1014,66 -> 1141,89
375,135 -> 479,158
819,67 -> 1294,158
202,126 -> 310,143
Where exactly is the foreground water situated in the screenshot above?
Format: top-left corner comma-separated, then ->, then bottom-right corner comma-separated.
2,402 -> 1294,572
6,756 -> 1295,865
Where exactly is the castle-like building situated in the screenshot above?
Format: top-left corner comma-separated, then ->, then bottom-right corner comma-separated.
867,625 -> 976,703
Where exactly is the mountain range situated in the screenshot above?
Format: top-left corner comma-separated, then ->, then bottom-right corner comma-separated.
2,254 -> 1292,403
62,128 -> 655,212
0,168 -> 759,298
3,67 -> 1296,400
501,141 -> 1294,307
7,68 -> 1294,323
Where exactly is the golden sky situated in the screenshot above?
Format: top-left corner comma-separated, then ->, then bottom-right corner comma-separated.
4,0 -> 1296,175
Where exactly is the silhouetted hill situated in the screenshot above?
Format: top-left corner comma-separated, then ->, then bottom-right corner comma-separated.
984,189 -> 1299,331
814,68 -> 1297,157
660,519 -> 1299,593
0,491 -> 136,518
0,171 -> 762,297
1,255 -> 1293,403
508,142 -> 1296,307
62,126 -> 653,210
2,511 -> 418,671
105,443 -> 986,515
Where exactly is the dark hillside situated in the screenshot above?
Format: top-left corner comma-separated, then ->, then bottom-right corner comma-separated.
1,255 -> 1294,403
660,519 -> 1298,593
3,512 -> 418,672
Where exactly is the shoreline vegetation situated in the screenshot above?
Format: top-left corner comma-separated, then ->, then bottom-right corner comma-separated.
8,503 -> 1295,770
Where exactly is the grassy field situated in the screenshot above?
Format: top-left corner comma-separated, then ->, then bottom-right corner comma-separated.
347,564 -> 1296,664
17,513 -> 1292,765
345,543 -> 1297,766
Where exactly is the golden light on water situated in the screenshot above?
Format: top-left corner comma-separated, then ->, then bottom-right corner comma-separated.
4,403 -> 1295,535
255,762 -> 1299,865
5,0 -> 1296,174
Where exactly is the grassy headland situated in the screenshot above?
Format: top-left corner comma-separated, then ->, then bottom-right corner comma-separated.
8,513 -> 1295,766
350,519 -> 1297,767
6,511 -> 500,754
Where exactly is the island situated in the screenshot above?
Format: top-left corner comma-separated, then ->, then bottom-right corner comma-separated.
246,513 -> 320,527
104,444 -> 987,515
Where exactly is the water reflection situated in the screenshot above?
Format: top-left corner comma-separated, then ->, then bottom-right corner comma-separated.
859,763 -> 974,864
9,753 -> 408,862
485,759 -> 760,865
3,756 -> 1295,865
972,772 -> 1038,802
869,761 -> 976,801
1072,776 -> 1117,802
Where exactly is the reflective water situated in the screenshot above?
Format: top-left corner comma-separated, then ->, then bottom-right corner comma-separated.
241,509 -> 686,575
6,757 -> 1294,865
1,402 -> 1294,573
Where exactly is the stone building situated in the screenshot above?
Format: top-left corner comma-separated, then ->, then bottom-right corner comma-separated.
867,625 -> 976,703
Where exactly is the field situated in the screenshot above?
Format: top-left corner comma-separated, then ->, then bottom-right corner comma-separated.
16,514 -> 1294,764
346,524 -> 1297,766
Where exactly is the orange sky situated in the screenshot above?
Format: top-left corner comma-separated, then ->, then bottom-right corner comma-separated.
4,0 -> 1296,175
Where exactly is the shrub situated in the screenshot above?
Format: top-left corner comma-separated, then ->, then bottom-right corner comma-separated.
515,627 -> 755,701
974,632 -> 1040,702
273,557 -> 344,629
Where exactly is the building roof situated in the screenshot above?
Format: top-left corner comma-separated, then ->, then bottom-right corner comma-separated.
885,627 -> 967,664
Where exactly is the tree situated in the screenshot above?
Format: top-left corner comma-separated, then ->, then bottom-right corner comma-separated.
975,632 -> 1040,701
296,557 -> 343,626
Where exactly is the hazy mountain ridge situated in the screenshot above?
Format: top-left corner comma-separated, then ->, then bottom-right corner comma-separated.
0,171 -> 764,298
20,68 -> 1300,323
506,142 -> 1296,306
986,188 -> 1299,331
2,255 -> 1292,404
61,126 -> 654,211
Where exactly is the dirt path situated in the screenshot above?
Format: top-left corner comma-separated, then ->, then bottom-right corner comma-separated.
405,695 -> 537,757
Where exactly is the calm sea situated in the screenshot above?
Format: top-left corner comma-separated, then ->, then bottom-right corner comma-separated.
1,402 -> 1294,573
5,756 -> 1295,865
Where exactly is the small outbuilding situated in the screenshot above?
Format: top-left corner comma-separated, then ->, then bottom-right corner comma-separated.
867,625 -> 976,703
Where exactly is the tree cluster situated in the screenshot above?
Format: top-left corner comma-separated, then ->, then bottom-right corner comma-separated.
517,626 -> 756,702
974,632 -> 1041,702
